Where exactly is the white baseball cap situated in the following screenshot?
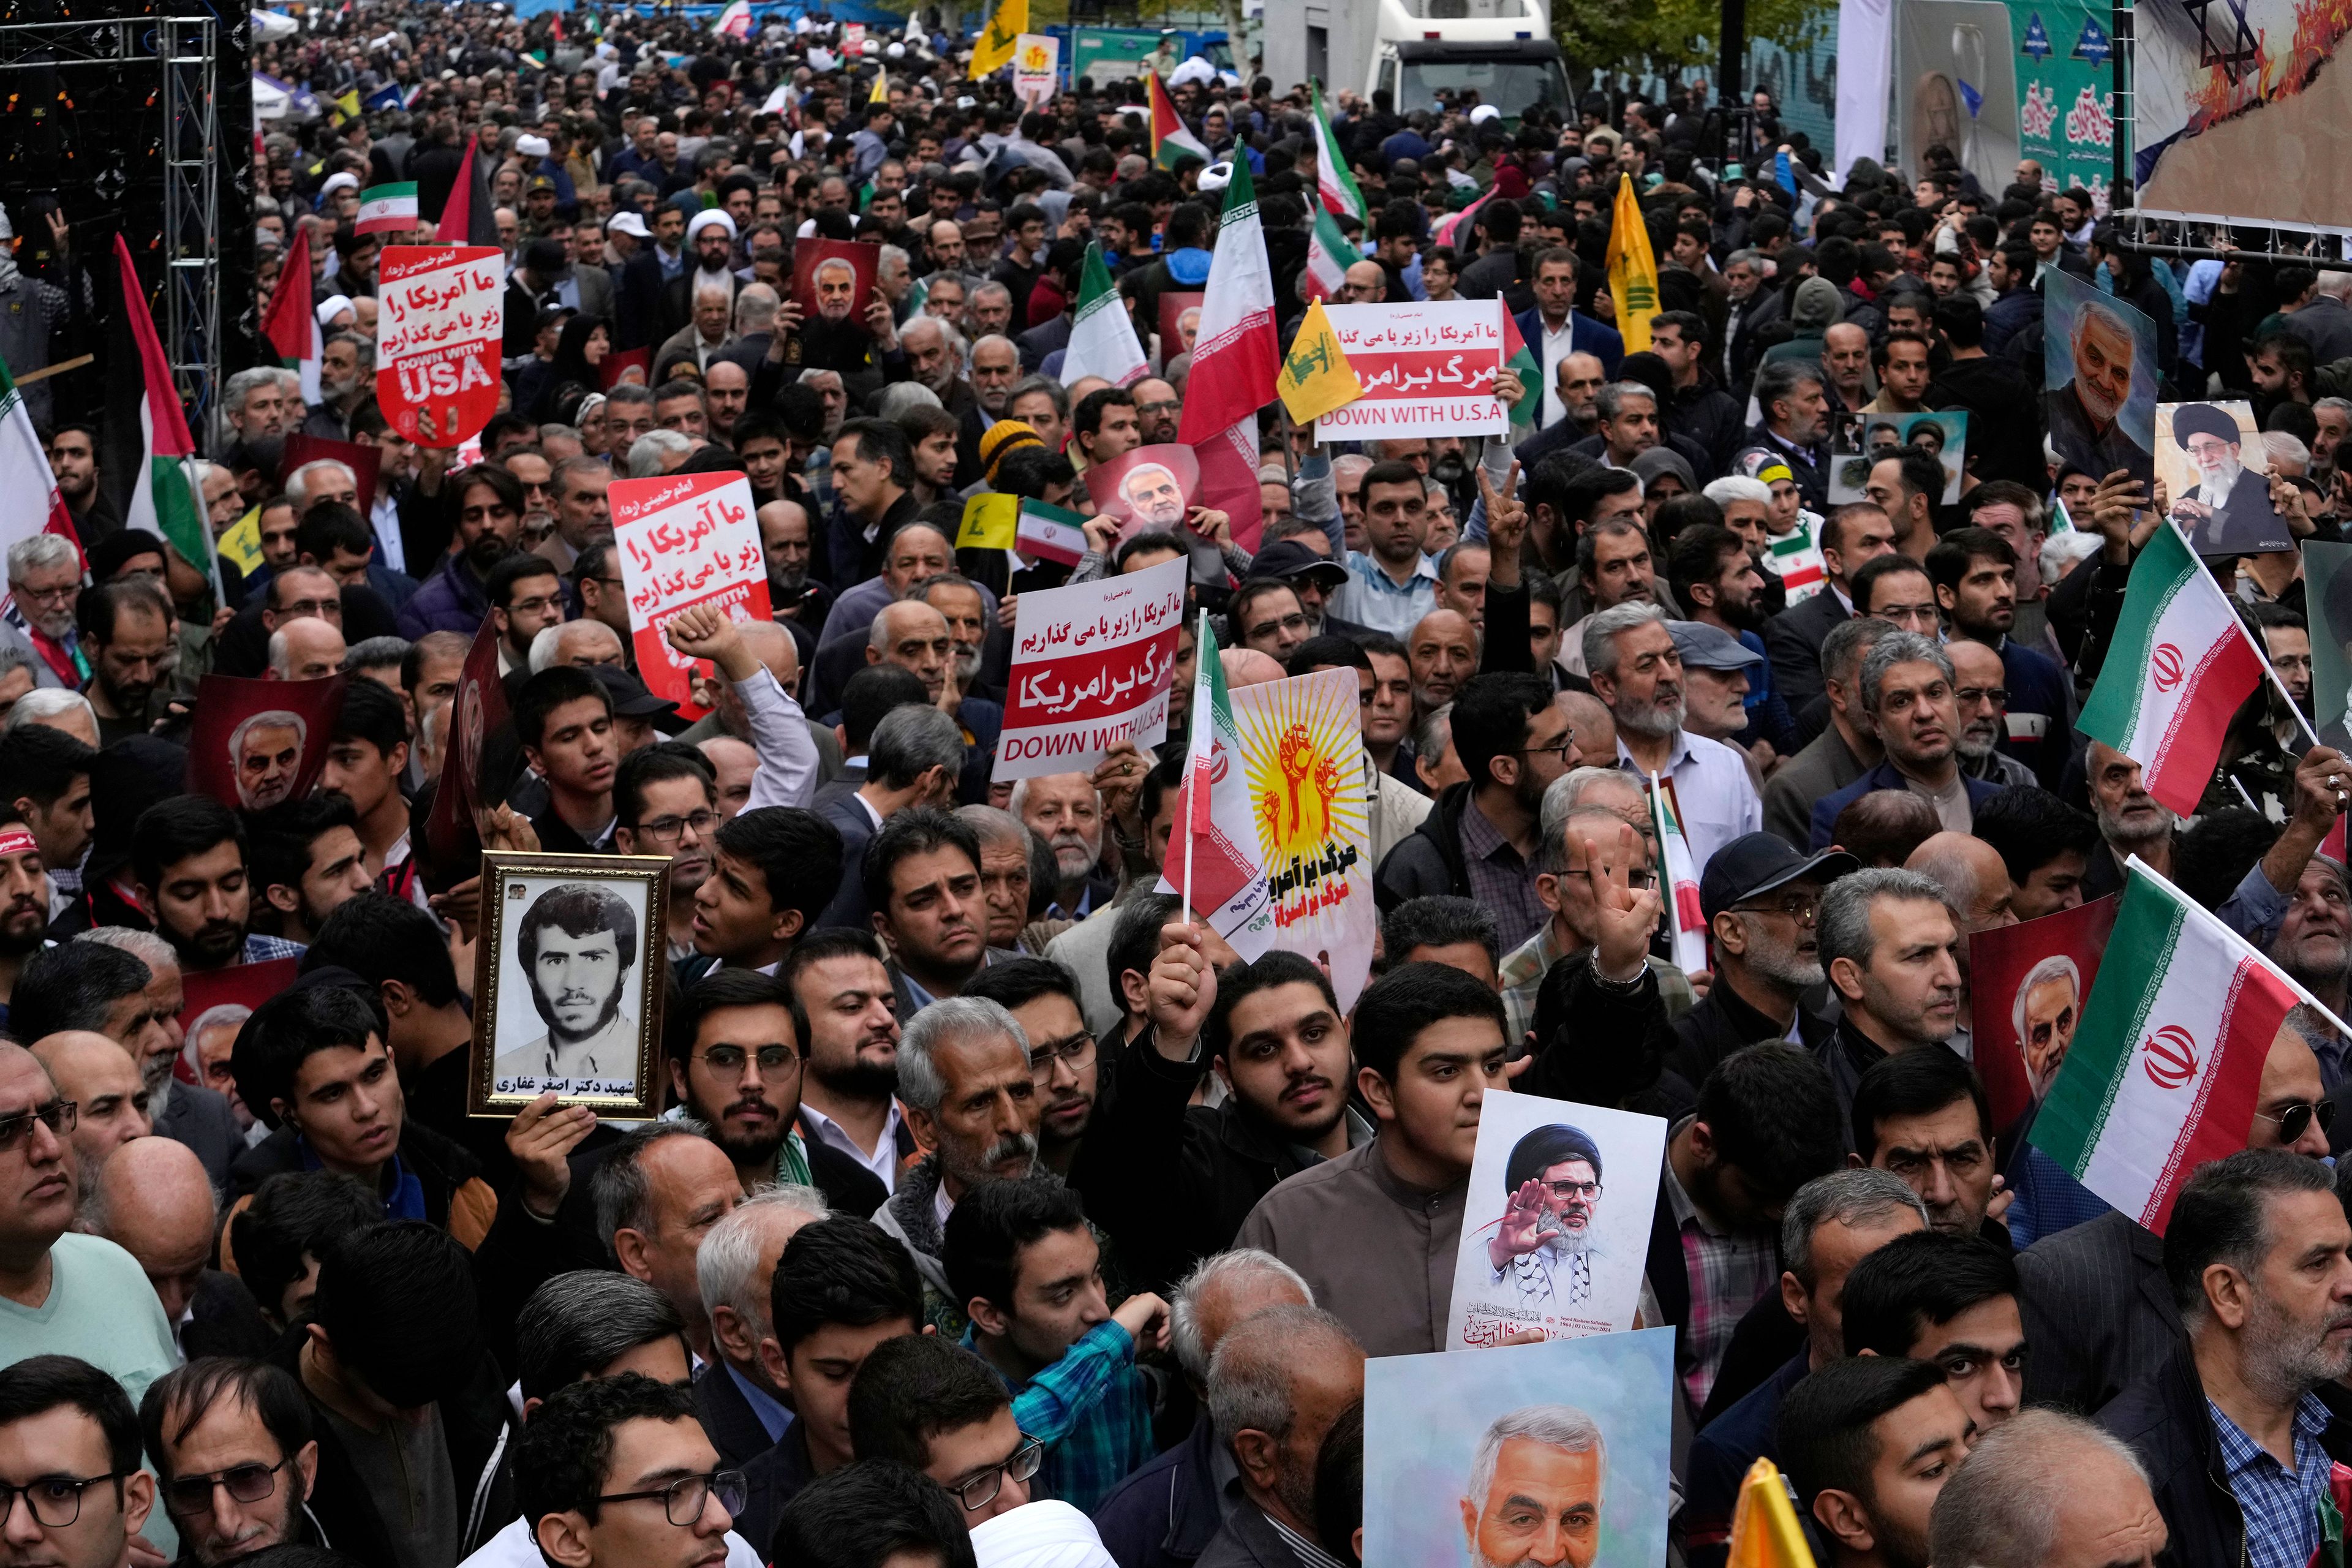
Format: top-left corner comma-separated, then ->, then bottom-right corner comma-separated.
607,210 -> 650,238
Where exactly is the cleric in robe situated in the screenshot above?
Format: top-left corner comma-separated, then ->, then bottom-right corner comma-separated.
1484,1124 -> 1608,1309
493,881 -> 641,1088
2168,402 -> 2289,556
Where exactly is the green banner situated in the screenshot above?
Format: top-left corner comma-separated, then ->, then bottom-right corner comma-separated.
2003,0 -> 2119,206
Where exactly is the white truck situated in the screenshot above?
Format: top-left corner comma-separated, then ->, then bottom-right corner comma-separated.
1261,0 -> 1570,124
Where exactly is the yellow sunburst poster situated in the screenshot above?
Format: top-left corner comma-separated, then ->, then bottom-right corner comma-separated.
1227,666 -> 1377,1011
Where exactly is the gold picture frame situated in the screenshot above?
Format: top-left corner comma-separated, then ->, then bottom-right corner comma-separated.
467,851 -> 671,1120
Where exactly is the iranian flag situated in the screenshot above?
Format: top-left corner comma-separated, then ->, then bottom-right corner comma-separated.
1014,498 -> 1088,566
1150,73 -> 1210,171
2076,520 -> 2266,818
1059,242 -> 1147,388
2027,859 -> 2302,1233
1649,774 -> 1708,976
354,181 -> 418,236
1302,206 -> 1360,303
102,237 -> 209,586
1175,157 -> 1279,446
713,0 -> 752,39
1159,614 -> 1273,957
260,222 -> 323,405
0,359 -> 78,558
1308,81 -> 1366,221
1498,302 -> 1539,424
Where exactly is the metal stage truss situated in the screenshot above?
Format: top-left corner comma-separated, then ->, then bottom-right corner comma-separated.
0,12 -> 225,426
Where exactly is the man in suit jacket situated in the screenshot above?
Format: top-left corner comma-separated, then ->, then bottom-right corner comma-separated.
1759,499 -> 1896,714
2016,1208 -> 2179,1415
153,1079 -> 247,1194
1189,1308 -> 1363,1568
617,207 -> 688,352
811,703 -> 967,932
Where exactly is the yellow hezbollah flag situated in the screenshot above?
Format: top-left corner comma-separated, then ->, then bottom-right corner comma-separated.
957,493 -> 1019,551
1725,1458 -> 1819,1568
1276,298 -> 1363,426
217,505 -> 266,577
970,0 -> 1026,78
1605,172 -> 1661,355
870,67 -> 889,105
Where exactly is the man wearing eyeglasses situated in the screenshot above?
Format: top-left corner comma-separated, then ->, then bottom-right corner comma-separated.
0,1049 -> 178,1545
515,1375 -> 742,1568
0,1355 -> 159,1568
614,749 -> 723,967
1668,834 -> 1855,1089
963,960 -> 1096,1182
1946,639 -> 2035,789
139,1360 -> 318,1567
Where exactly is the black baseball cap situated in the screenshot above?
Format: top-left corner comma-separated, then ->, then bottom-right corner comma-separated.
591,663 -> 680,720
1697,832 -> 1859,925
1252,538 -> 1349,590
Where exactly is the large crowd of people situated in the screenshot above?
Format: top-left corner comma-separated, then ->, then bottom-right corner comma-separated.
7,3 -> 2352,1567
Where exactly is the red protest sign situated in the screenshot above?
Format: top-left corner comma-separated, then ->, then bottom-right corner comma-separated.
1969,894 -> 2119,1130
279,431 -> 382,511
790,239 -> 881,326
177,958 -> 301,1072
610,471 -> 773,709
375,246 -> 504,448
422,614 -> 511,867
1158,292 -> 1203,367
184,673 -> 350,815
600,346 -> 652,391
995,556 -> 1185,781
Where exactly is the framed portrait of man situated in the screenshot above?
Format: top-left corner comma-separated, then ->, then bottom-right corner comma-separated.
468,851 -> 670,1118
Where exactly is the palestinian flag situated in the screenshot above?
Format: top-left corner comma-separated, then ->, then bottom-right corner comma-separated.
1174,157 -> 1278,445
1498,301 -> 1539,424
434,137 -> 499,246
1059,243 -> 1148,389
1649,774 -> 1708,976
1149,73 -> 1210,171
1433,185 -> 1494,249
0,358 -> 78,560
1308,80 -> 1366,221
1302,205 -> 1360,303
2027,859 -> 2300,1234
354,181 -> 418,236
2076,519 -> 2265,818
1159,614 -> 1273,957
102,237 -> 208,589
261,222 -> 323,405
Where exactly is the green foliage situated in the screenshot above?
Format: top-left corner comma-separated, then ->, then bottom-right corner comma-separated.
1553,0 -> 1831,80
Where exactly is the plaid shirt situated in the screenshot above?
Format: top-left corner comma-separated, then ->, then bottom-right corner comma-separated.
1661,1123 -> 1777,1412
1457,796 -> 1549,955
967,1318 -> 1153,1515
243,933 -> 307,963
2211,1393 -> 2335,1568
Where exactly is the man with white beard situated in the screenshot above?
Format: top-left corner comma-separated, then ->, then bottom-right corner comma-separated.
300,333 -> 375,440
2082,739 -> 2179,902
1948,638 -> 2035,786
1458,1406 -> 1608,1568
1012,773 -> 1109,921
1485,1125 -> 1611,1309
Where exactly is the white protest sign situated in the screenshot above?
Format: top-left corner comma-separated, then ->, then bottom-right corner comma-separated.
608,471 -> 773,710
993,556 -> 1186,781
1013,34 -> 1060,108
1313,300 -> 1508,439
1448,1090 -> 1668,1349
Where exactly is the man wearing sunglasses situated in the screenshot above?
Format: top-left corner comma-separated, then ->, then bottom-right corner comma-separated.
0,1355 -> 157,1568
514,1375 -> 743,1568
138,1360 -> 317,1567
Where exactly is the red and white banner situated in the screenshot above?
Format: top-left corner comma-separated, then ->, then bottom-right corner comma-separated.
1312,300 -> 1509,440
611,472 -> 773,709
993,556 -> 1186,782
375,246 -> 503,447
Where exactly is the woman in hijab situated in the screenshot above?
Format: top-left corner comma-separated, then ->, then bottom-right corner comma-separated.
530,313 -> 611,422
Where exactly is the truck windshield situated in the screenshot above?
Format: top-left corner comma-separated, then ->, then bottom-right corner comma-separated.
1396,57 -> 1570,119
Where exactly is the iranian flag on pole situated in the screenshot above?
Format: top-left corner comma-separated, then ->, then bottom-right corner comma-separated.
1149,73 -> 1210,170
0,359 -> 77,557
1302,206 -> 1360,303
355,182 -> 418,236
1059,242 -> 1147,388
1160,614 -> 1274,957
2027,859 -> 2301,1233
2076,520 -> 2266,818
1649,774 -> 1708,976
103,236 -> 209,589
261,224 -> 323,405
1308,80 -> 1366,221
1175,158 -> 1280,445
